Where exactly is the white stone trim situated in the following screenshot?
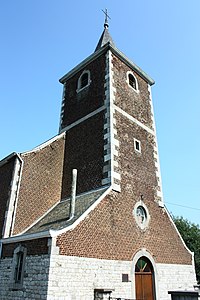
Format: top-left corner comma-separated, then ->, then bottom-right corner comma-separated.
131,249 -> 160,300
59,81 -> 66,132
104,154 -> 111,162
133,138 -> 141,154
1,230 -> 51,244
112,171 -> 121,181
102,178 -> 112,185
114,104 -> 155,136
60,106 -> 105,133
164,205 -> 195,257
48,237 -> 59,255
102,50 -> 121,192
76,69 -> 91,93
148,84 -> 164,204
133,201 -> 150,230
21,132 -> 66,154
2,155 -> 23,238
103,164 -> 110,173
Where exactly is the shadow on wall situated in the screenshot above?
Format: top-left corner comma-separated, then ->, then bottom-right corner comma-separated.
0,240 -> 51,299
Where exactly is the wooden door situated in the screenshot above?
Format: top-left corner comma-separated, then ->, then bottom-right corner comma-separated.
135,257 -> 155,300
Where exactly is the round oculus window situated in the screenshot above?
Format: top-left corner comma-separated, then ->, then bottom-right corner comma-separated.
134,203 -> 150,229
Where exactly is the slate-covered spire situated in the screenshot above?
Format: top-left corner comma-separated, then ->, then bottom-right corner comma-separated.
95,9 -> 115,52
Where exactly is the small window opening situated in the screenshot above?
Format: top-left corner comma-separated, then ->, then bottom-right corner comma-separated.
77,70 -> 91,92
135,141 -> 140,151
129,73 -> 136,89
14,251 -> 24,283
80,73 -> 89,89
134,138 -> 141,153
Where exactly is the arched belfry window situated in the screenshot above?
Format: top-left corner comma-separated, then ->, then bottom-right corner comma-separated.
135,257 -> 155,300
77,70 -> 91,92
127,71 -> 138,91
81,73 -> 89,89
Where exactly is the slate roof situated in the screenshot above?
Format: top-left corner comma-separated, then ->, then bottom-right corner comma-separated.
95,25 -> 115,52
26,187 -> 108,234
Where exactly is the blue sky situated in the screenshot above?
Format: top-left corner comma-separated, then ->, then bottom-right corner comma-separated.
0,1 -> 200,224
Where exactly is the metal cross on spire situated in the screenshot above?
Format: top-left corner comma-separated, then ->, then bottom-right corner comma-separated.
102,8 -> 111,28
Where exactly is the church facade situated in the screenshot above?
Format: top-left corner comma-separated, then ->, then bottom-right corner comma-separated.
0,19 -> 197,300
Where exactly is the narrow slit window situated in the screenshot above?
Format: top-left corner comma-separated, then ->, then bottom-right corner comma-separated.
11,245 -> 27,290
14,251 -> 24,283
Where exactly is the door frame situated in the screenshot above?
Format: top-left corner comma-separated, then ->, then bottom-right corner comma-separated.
131,249 -> 159,300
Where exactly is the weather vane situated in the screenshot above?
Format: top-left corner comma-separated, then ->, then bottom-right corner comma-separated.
102,8 -> 111,28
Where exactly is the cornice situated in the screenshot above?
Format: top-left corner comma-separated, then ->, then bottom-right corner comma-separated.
59,43 -> 155,86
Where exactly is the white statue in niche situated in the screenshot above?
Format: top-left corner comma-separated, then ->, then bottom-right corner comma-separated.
136,206 -> 147,225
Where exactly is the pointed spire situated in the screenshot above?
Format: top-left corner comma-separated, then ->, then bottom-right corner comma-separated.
94,9 -> 115,52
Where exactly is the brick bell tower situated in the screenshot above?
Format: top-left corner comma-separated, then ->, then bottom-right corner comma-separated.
59,15 -> 163,208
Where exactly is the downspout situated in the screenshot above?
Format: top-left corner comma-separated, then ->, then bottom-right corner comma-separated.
69,169 -> 77,219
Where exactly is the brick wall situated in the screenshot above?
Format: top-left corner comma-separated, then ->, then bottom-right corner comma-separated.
56,188 -> 192,264
61,112 -> 105,198
112,54 -> 153,129
1,237 -> 49,258
13,135 -> 65,235
61,54 -> 106,129
0,157 -> 16,238
56,52 -> 192,265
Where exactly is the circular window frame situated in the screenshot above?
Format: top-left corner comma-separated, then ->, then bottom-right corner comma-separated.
133,202 -> 150,230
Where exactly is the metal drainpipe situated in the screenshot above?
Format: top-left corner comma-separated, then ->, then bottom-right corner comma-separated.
69,169 -> 77,219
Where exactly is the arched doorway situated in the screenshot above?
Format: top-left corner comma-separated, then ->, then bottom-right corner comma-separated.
135,256 -> 155,300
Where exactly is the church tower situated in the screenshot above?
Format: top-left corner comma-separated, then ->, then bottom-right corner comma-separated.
58,16 -> 163,205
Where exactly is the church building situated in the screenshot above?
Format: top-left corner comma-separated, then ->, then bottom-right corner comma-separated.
0,15 -> 197,300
